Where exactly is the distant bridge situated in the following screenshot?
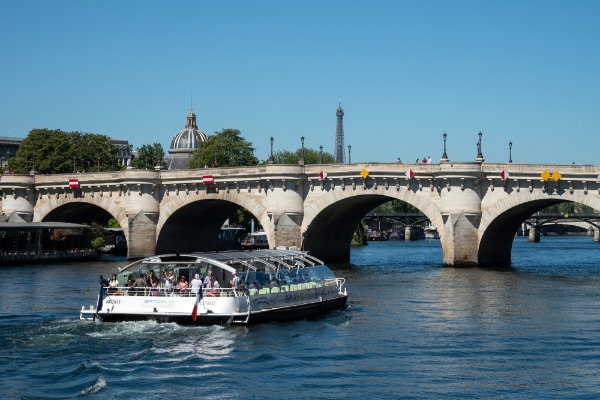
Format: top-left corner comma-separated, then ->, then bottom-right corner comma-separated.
2,162 -> 600,267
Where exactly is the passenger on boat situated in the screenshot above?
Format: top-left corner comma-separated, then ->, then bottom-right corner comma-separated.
148,271 -> 159,295
135,274 -> 146,295
178,276 -> 189,294
99,275 -> 109,295
204,279 -> 221,296
203,270 -> 213,288
252,281 -> 261,290
190,274 -> 203,294
269,277 -> 279,289
163,271 -> 174,295
127,274 -> 136,295
231,271 -> 240,288
108,274 -> 119,294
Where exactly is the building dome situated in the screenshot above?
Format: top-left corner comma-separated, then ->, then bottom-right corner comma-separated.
168,109 -> 208,155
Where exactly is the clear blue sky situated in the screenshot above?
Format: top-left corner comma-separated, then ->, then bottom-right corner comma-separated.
1,1 -> 599,164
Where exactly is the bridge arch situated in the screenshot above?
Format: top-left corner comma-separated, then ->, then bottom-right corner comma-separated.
479,192 -> 600,267
34,196 -> 130,246
302,188 -> 443,262
156,192 -> 270,254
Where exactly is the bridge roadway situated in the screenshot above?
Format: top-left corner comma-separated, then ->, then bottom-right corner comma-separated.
1,162 -> 600,267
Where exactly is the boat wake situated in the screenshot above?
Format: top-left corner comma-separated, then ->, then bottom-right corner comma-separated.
78,377 -> 106,396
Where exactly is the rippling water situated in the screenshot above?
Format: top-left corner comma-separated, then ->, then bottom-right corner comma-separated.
1,236 -> 600,398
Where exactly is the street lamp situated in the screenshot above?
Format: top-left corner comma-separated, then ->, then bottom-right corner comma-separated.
29,150 -> 37,175
509,141 -> 513,163
441,133 -> 449,162
6,150 -> 10,174
299,136 -> 305,165
268,137 -> 275,165
319,145 -> 323,164
476,131 -> 484,162
214,150 -> 217,167
155,144 -> 162,169
97,155 -> 100,172
73,155 -> 76,173
348,145 -> 351,163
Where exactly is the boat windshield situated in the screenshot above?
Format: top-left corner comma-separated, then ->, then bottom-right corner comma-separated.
239,265 -> 336,287
116,261 -> 216,287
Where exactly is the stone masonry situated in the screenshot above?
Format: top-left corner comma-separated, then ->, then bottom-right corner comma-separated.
1,162 -> 599,266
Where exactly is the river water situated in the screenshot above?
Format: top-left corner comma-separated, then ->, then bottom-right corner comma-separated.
1,236 -> 600,398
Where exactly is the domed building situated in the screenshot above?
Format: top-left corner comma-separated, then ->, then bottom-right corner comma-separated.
164,108 -> 208,170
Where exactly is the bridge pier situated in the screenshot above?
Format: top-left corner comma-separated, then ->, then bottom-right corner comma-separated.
529,228 -> 540,242
440,179 -> 481,266
404,226 -> 419,241
127,211 -> 157,259
594,229 -> 600,243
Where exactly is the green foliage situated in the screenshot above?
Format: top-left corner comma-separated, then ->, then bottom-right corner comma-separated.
108,218 -> 121,228
189,129 -> 258,169
540,202 -> 596,214
371,200 -> 421,214
272,148 -> 335,165
133,143 -> 165,170
352,220 -> 368,246
228,208 -> 262,231
9,128 -> 121,174
91,237 -> 105,253
71,132 -> 122,172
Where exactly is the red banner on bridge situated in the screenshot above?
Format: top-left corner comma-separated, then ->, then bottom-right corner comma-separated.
69,179 -> 79,188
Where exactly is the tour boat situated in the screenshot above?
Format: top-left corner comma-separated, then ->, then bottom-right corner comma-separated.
424,224 -> 439,239
80,249 -> 348,325
241,230 -> 269,250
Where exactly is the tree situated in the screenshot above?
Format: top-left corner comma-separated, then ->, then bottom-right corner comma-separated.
9,129 -> 121,174
71,132 -> 122,172
133,143 -> 165,170
91,237 -> 105,253
189,129 -> 258,169
272,148 -> 335,165
90,222 -> 109,238
10,129 -> 73,174
228,208 -> 263,231
371,200 -> 420,214
540,202 -> 596,214
108,218 -> 121,228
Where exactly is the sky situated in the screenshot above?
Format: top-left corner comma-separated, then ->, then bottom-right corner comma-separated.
1,0 -> 599,165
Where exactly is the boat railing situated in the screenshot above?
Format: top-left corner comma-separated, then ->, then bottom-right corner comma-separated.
104,286 -> 240,298
102,278 -> 343,298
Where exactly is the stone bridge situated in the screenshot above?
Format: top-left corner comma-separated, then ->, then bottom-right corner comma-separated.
1,162 -> 599,267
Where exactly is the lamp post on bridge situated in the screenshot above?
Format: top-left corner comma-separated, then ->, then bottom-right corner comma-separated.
348,145 -> 351,163
319,145 -> 323,164
73,155 -> 76,173
440,133 -> 449,163
6,150 -> 10,174
214,150 -> 217,167
268,137 -> 275,164
97,155 -> 100,172
476,131 -> 484,162
155,144 -> 163,170
299,136 -> 305,165
29,150 -> 37,175
509,141 -> 513,163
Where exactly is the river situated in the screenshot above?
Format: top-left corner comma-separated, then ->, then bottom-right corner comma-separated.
1,236 -> 599,398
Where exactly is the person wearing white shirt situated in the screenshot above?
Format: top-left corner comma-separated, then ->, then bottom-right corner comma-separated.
190,274 -> 203,294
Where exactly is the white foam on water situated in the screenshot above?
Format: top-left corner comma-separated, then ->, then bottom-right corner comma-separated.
78,377 -> 106,396
86,320 -> 183,337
